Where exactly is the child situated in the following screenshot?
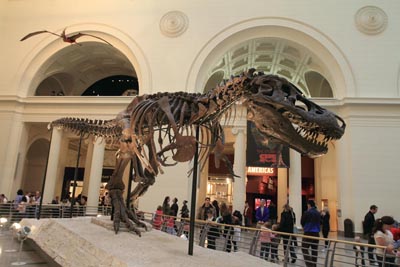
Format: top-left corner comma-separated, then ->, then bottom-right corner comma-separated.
259,221 -> 272,261
166,210 -> 176,235
270,223 -> 281,262
152,205 -> 163,230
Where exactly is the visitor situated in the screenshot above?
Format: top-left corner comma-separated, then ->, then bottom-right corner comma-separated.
363,204 -> 378,265
14,189 -> 24,210
232,210 -> 242,252
152,205 -> 163,230
259,221 -> 272,261
0,193 -> 8,203
373,216 -> 396,267
270,223 -> 281,262
197,197 -> 215,220
279,204 -> 297,263
219,201 -> 233,252
205,208 -> 219,250
268,201 -> 277,224
180,200 -> 189,218
166,210 -> 176,235
171,197 -> 179,217
212,199 -> 220,217
162,196 -> 171,215
243,200 -> 252,227
255,199 -> 269,224
321,206 -> 330,251
301,200 -> 320,267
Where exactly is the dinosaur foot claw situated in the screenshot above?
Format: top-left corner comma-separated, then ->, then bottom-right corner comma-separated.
124,219 -> 142,237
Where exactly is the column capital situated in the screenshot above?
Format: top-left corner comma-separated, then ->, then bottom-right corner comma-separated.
93,136 -> 106,147
231,126 -> 246,136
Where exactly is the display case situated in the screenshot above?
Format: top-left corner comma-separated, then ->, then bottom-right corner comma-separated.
206,176 -> 233,205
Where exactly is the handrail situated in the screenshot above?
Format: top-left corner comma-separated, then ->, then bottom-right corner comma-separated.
1,203 -> 397,266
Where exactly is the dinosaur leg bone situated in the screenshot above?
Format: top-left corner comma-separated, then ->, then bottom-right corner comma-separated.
106,146 -> 147,235
130,170 -> 155,201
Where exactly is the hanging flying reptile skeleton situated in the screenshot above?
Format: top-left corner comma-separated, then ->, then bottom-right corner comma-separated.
49,69 -> 346,236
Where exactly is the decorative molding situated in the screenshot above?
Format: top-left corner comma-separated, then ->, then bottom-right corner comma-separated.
231,126 -> 246,136
159,11 -> 189,38
355,6 -> 388,35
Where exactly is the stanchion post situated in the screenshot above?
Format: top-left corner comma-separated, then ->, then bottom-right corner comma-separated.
188,126 -> 200,256
38,129 -> 53,219
70,131 -> 83,218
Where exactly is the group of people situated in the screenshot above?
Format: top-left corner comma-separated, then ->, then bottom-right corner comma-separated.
255,199 -> 330,266
13,189 -> 42,213
152,196 -> 189,234
255,200 -> 298,263
258,201 -> 398,267
0,189 -> 43,219
363,204 -> 399,267
197,197 -> 243,252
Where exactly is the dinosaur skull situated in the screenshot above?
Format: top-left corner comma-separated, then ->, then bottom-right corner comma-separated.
245,73 -> 346,158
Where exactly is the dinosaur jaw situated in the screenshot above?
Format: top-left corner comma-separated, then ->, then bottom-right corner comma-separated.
247,103 -> 339,158
245,72 -> 345,151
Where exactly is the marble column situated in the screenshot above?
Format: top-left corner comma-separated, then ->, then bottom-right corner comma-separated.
82,138 -> 94,197
277,168 -> 288,218
86,137 -> 105,215
43,128 -> 63,204
232,127 -> 246,212
289,149 -> 302,226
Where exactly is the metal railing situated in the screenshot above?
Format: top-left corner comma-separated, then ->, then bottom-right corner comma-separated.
1,203 -> 398,267
0,202 -> 112,221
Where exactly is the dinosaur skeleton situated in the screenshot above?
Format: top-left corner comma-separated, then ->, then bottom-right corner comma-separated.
49,69 -> 345,236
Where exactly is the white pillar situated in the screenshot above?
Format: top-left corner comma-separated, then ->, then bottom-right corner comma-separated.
82,138 -> 94,197
43,128 -> 63,203
277,168 -> 288,219
1,118 -> 24,199
232,127 -> 246,213
86,138 -> 105,215
289,149 -> 302,226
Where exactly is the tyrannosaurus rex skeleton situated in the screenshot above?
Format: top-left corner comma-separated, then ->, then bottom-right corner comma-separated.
49,69 -> 346,236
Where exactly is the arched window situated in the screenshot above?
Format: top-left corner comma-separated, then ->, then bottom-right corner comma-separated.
203,38 -> 334,98
81,75 -> 138,96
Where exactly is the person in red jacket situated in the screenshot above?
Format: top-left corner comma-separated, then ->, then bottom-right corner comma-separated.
152,205 -> 164,230
390,226 -> 400,241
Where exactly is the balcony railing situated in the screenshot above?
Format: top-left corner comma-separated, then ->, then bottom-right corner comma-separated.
0,203 -> 397,267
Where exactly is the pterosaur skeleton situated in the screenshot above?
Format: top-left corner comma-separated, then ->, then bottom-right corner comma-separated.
20,28 -> 113,46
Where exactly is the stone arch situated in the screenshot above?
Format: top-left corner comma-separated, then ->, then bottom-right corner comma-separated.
186,17 -> 355,99
17,23 -> 152,97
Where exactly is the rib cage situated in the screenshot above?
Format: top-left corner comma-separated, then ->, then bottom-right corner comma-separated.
126,91 -> 238,175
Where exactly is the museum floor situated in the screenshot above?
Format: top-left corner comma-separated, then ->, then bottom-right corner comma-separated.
0,230 -> 58,267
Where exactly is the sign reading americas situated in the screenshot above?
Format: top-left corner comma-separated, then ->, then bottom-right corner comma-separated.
246,167 -> 275,175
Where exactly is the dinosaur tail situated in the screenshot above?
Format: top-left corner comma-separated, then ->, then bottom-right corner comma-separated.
48,117 -> 122,141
